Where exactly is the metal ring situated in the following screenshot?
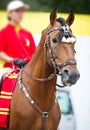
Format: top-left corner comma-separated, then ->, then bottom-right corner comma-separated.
42,112 -> 48,118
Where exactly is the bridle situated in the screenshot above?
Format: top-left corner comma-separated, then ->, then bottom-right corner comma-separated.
45,26 -> 76,71
22,25 -> 77,84
18,25 -> 77,130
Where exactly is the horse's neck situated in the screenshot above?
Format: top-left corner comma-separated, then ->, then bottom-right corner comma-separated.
22,33 -> 57,110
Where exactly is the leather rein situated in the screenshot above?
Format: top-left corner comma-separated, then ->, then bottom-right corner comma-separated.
18,26 -> 77,130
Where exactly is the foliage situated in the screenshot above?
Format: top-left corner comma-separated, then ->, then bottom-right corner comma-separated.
0,0 -> 90,14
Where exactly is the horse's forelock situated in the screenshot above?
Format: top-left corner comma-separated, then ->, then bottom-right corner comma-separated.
56,17 -> 66,26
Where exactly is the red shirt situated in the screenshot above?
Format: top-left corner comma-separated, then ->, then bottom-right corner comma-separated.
0,24 -> 36,68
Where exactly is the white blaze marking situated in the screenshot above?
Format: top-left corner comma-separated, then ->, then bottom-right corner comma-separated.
62,36 -> 77,43
61,25 -> 77,43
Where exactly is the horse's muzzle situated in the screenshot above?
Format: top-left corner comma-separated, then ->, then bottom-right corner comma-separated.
61,68 -> 80,86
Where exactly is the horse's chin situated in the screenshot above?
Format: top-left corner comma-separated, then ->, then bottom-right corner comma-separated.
62,81 -> 72,87
61,76 -> 77,87
61,75 -> 77,87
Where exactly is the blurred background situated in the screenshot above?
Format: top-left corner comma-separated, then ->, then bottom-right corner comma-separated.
0,0 -> 90,130
0,0 -> 90,13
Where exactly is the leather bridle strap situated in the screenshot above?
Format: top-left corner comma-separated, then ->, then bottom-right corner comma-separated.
22,68 -> 56,82
47,27 -> 63,34
57,59 -> 77,68
44,28 -> 77,73
18,69 -> 57,130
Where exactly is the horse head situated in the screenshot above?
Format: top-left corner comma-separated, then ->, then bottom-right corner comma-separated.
43,9 -> 80,86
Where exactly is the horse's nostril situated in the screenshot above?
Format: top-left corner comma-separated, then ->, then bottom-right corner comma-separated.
62,69 -> 80,86
63,69 -> 69,75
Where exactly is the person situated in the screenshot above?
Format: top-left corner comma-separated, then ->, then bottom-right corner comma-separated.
0,0 -> 36,69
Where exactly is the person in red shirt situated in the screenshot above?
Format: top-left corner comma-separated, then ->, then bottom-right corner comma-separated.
0,0 -> 36,68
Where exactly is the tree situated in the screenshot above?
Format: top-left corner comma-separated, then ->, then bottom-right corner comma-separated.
0,0 -> 10,10
0,0 -> 90,14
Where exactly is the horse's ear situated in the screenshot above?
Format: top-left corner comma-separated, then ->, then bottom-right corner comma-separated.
66,11 -> 75,26
50,9 -> 57,26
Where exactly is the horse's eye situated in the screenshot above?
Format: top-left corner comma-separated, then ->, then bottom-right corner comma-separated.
52,38 -> 57,44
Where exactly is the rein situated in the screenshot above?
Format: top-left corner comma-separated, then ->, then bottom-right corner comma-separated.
22,68 -> 56,82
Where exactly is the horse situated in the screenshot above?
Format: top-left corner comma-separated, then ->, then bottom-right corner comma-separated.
0,9 -> 80,130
